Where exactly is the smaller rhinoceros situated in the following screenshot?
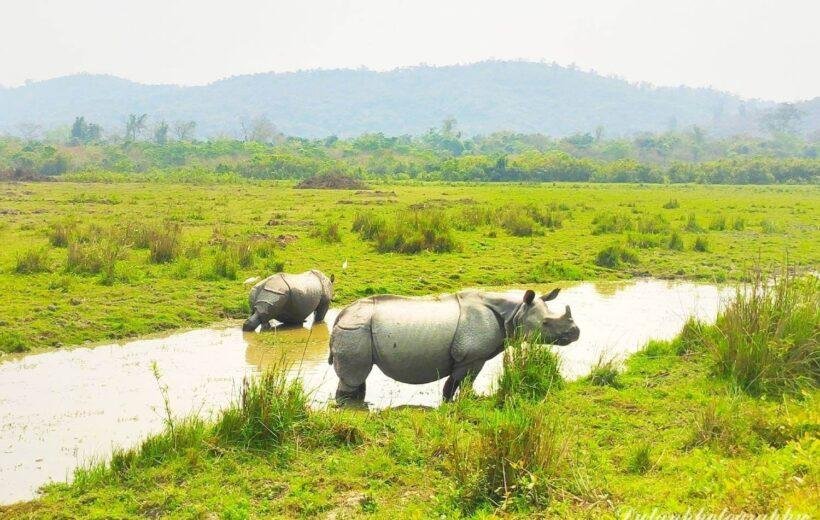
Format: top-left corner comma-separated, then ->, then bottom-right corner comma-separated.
328,288 -> 580,403
243,270 -> 334,332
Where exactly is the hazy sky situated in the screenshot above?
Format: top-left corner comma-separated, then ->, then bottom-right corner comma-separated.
1,0 -> 818,101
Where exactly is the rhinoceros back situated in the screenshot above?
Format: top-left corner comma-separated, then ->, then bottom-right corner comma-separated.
278,272 -> 324,323
371,295 -> 459,384
253,272 -> 323,324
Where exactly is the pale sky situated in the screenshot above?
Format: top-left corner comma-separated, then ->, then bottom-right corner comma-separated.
1,0 -> 818,101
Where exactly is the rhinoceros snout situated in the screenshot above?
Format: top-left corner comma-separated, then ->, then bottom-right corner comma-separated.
555,326 -> 580,346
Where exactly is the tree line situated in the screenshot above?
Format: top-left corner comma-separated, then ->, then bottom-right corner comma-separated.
1,117 -> 817,184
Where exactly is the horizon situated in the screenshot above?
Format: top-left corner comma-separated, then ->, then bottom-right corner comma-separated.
2,0 -> 818,102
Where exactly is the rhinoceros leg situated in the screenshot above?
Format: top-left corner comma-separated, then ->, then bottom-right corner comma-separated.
331,326 -> 373,404
443,360 -> 486,401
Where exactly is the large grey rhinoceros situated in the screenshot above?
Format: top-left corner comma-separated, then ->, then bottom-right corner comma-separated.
242,270 -> 334,332
328,288 -> 579,402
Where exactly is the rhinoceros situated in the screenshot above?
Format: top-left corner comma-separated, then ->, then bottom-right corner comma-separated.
242,270 -> 334,332
328,288 -> 579,402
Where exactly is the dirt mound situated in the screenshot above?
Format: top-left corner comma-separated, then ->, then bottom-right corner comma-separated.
296,174 -> 369,190
0,168 -> 54,182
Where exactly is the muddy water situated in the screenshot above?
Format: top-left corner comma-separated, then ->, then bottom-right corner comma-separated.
0,279 -> 729,504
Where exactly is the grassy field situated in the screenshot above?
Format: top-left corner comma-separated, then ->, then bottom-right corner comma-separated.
1,181 -> 817,354
0,180 -> 818,518
2,274 -> 817,519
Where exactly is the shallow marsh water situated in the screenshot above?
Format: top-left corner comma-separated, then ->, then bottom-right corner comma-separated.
0,279 -> 730,504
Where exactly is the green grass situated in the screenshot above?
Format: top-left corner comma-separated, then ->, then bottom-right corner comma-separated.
595,244 -> 640,268
0,181 -> 817,353
4,287 -> 817,518
702,268 -> 819,396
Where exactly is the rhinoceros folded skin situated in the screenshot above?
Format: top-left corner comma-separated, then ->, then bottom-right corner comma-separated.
329,288 -> 580,403
244,270 -> 333,331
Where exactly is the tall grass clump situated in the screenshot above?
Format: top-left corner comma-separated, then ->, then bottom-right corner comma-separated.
371,209 -> 458,254
525,204 -> 563,229
692,235 -> 710,252
14,247 -> 50,274
500,211 -> 538,237
594,244 -> 639,268
732,217 -> 746,231
662,199 -> 680,209
684,213 -> 704,232
591,213 -> 633,235
49,219 -> 77,247
148,222 -> 182,263
214,366 -> 309,446
208,248 -> 239,279
705,268 -> 819,396
311,221 -> 342,243
0,331 -> 28,354
66,233 -> 126,283
637,214 -> 669,234
587,355 -> 622,388
446,405 -> 569,511
496,334 -> 563,404
709,214 -> 727,231
665,230 -> 683,251
351,211 -> 385,239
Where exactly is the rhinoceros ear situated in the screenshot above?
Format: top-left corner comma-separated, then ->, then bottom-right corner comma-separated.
540,288 -> 560,301
523,290 -> 536,305
330,273 -> 335,283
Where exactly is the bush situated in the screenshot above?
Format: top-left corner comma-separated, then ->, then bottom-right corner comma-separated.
704,269 -> 819,396
496,335 -> 563,404
594,244 -> 639,268
662,199 -> 680,209
692,235 -> 710,252
14,247 -> 50,274
591,213 -> 633,235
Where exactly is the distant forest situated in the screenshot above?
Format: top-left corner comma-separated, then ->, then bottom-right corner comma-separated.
1,117 -> 817,184
2,61 -> 819,139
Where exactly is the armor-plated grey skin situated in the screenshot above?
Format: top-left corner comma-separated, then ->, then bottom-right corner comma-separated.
328,288 -> 579,403
243,270 -> 334,332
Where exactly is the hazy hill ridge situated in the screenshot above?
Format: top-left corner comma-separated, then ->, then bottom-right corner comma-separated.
1,61 -> 816,138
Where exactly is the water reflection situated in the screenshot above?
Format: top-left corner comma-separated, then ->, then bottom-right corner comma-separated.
0,279 -> 730,504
